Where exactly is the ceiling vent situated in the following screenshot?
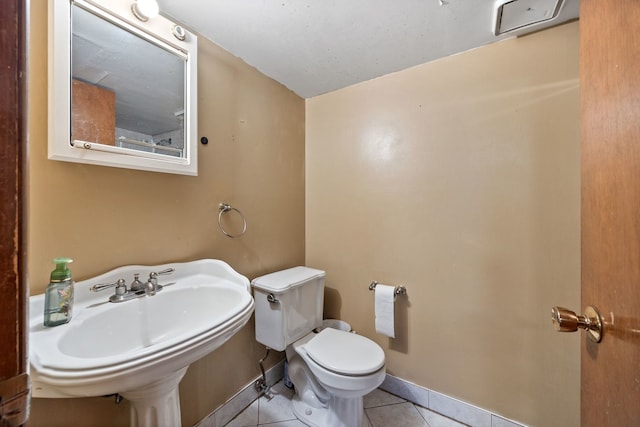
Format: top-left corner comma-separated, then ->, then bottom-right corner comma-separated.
493,0 -> 564,35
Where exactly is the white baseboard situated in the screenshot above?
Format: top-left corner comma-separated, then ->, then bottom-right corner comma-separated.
380,374 -> 527,427
195,364 -> 526,427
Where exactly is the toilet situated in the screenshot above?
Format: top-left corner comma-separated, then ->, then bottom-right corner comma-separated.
252,267 -> 386,427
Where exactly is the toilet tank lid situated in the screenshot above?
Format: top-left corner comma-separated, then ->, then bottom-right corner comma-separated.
251,266 -> 325,293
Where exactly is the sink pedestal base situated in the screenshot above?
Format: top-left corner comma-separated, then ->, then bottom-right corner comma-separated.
120,367 -> 188,427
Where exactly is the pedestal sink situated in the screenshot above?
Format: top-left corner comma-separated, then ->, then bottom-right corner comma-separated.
29,259 -> 254,426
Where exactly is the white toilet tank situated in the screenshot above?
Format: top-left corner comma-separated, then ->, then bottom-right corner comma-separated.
251,267 -> 325,351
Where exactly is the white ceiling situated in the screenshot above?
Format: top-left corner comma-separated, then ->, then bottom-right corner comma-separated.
157,0 -> 579,99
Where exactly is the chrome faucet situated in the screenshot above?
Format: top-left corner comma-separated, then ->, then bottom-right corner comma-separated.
144,268 -> 175,296
129,273 -> 144,292
91,268 -> 175,302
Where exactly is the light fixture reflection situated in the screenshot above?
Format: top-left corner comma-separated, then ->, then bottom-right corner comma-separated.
131,0 -> 159,22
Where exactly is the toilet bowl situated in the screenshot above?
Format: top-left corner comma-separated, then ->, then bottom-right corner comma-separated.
286,328 -> 385,427
251,267 -> 386,427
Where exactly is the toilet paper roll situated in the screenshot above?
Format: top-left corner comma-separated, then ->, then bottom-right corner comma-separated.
375,284 -> 396,338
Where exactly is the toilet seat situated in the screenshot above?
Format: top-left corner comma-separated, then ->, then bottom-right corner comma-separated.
304,328 -> 385,376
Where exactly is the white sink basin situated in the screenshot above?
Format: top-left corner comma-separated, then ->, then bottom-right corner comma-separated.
30,259 -> 254,425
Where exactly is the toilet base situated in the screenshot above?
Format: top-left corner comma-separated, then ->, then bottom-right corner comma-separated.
292,393 -> 364,427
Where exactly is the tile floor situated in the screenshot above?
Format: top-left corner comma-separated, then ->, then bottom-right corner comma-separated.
224,381 -> 467,427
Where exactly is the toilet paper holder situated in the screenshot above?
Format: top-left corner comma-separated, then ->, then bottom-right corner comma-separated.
368,281 -> 407,296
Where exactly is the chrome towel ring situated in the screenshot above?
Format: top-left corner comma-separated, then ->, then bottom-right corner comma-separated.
218,203 -> 247,238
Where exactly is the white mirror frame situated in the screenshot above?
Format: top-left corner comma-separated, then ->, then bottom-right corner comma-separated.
49,0 -> 198,176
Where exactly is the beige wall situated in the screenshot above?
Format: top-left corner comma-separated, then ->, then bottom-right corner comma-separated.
306,22 -> 580,427
28,2 -> 304,426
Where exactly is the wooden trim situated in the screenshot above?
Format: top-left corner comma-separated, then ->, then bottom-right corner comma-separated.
581,0 -> 640,425
0,0 -> 29,425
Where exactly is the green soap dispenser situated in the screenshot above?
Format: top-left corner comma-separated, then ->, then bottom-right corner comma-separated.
44,257 -> 74,327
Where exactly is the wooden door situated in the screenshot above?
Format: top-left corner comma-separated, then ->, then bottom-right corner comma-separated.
0,0 -> 29,426
581,0 -> 640,425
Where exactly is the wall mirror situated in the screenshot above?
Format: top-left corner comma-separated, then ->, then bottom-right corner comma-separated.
49,0 -> 198,175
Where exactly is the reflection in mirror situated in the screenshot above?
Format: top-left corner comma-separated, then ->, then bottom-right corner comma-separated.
72,4 -> 185,157
49,0 -> 198,175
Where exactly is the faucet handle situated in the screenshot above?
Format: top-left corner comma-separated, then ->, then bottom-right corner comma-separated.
150,267 -> 175,278
91,279 -> 128,302
145,268 -> 174,296
91,279 -> 127,294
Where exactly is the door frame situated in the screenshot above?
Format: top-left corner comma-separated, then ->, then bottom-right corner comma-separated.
0,0 -> 29,425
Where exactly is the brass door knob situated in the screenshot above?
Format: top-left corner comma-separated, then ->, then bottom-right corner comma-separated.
551,306 -> 603,343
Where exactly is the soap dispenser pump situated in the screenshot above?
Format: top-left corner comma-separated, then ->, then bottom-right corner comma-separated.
44,257 -> 74,327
